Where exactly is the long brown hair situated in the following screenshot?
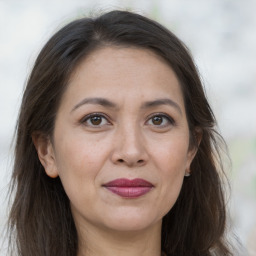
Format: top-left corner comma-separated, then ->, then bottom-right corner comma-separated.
8,10 -> 232,256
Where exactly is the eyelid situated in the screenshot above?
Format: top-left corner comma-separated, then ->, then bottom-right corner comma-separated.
79,112 -> 175,128
80,112 -> 112,126
145,112 -> 175,126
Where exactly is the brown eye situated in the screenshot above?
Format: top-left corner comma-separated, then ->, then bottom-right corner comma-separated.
152,116 -> 163,125
90,116 -> 102,125
146,114 -> 175,128
82,113 -> 110,127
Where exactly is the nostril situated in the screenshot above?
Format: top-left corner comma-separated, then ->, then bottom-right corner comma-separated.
115,158 -> 145,166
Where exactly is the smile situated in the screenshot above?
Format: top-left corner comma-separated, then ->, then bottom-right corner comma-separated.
103,178 -> 154,198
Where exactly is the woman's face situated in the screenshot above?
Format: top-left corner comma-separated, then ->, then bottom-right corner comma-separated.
41,47 -> 197,233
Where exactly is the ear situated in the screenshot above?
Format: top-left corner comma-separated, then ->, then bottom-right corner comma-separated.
185,127 -> 202,175
32,132 -> 59,178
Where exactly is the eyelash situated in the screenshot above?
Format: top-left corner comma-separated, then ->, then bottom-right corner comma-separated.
80,112 -> 175,128
145,113 -> 175,128
80,113 -> 111,127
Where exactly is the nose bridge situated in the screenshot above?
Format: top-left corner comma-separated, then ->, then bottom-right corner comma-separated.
119,120 -> 143,153
111,119 -> 148,166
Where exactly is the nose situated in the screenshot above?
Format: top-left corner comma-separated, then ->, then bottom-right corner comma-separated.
110,124 -> 149,167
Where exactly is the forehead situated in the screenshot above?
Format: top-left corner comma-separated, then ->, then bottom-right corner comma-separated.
63,46 -> 185,109
72,46 -> 175,81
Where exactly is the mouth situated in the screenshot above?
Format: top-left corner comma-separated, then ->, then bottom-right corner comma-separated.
102,178 -> 154,198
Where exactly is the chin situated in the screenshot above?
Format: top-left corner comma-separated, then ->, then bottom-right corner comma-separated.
105,220 -> 157,232
101,209 -> 162,232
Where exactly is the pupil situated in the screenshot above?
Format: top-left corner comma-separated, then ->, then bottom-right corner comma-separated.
153,116 -> 162,125
91,116 -> 102,125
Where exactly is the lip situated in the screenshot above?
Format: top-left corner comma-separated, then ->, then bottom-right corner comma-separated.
103,178 -> 154,198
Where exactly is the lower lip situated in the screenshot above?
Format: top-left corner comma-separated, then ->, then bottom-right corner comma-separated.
105,187 -> 152,198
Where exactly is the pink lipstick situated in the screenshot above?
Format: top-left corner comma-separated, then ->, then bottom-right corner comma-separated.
103,178 -> 153,198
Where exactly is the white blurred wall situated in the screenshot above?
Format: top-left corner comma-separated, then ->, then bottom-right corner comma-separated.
1,0 -> 256,255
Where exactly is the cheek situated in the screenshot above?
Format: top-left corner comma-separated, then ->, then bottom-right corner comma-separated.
149,135 -> 189,214
53,133 -> 109,200
151,134 -> 190,175
55,132 -> 107,174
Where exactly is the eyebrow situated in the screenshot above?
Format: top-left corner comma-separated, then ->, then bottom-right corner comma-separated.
142,98 -> 182,115
71,97 -> 182,115
71,97 -> 117,112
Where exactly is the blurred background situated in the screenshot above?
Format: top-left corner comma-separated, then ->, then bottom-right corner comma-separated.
0,0 -> 255,255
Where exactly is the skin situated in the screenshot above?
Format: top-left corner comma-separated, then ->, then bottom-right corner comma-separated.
34,47 -> 198,256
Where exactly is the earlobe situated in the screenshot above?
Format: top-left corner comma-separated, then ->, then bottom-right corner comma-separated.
185,148 -> 197,177
32,132 -> 59,178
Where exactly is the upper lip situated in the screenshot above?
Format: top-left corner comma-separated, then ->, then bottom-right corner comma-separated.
103,178 -> 154,187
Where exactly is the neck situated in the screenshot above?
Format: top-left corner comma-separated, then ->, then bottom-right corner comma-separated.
76,220 -> 162,256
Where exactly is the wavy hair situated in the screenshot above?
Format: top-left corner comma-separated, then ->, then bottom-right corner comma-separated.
8,10 -> 232,256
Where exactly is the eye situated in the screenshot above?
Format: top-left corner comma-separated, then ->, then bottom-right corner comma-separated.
81,113 -> 110,127
146,114 -> 175,128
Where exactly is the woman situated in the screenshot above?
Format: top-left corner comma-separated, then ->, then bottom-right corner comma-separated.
8,10 -> 233,256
